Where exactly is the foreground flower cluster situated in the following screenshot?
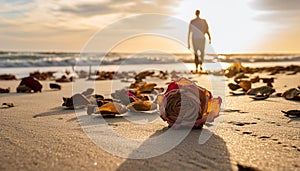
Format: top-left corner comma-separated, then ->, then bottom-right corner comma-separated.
157,78 -> 222,129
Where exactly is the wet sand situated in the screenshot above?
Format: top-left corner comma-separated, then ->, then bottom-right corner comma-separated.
0,73 -> 299,170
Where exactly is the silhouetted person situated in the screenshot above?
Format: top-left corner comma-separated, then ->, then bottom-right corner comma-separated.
188,10 -> 211,73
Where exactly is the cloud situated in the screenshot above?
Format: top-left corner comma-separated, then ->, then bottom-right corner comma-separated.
247,0 -> 300,52
249,0 -> 300,27
249,0 -> 300,11
0,0 -> 182,33
0,0 -> 182,31
0,0 -> 34,13
0,0 -> 183,51
59,2 -> 112,17
255,11 -> 300,24
53,0 -> 183,34
57,0 -> 181,17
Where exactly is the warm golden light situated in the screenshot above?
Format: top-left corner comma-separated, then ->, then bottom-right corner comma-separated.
110,35 -> 188,53
0,0 -> 299,53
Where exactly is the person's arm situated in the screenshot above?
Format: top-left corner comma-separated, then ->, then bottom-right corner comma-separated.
187,23 -> 191,49
207,30 -> 211,44
205,20 -> 211,44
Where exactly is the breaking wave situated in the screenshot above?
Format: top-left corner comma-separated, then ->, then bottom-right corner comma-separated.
0,51 -> 299,67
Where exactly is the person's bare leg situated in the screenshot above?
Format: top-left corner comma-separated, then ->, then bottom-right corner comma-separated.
194,54 -> 199,73
199,63 -> 202,72
200,49 -> 205,72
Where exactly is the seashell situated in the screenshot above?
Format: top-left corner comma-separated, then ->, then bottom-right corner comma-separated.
282,88 -> 300,100
154,87 -> 164,93
250,75 -> 260,83
239,80 -> 251,91
30,71 -> 54,80
0,74 -> 17,80
0,87 -> 10,93
250,95 -> 270,100
96,100 -> 105,107
17,85 -> 32,93
111,89 -> 132,105
96,99 -> 112,107
247,86 -> 275,96
127,101 -> 157,112
230,91 -> 246,96
19,76 -> 42,92
2,103 -> 14,108
137,83 -> 157,94
130,81 -> 146,89
104,98 -> 114,102
93,94 -> 104,100
87,105 -> 97,115
134,71 -> 154,81
235,73 -> 249,80
233,73 -> 249,83
95,102 -> 127,114
136,95 -> 150,101
50,83 -> 61,90
228,83 -> 241,91
81,88 -> 94,96
56,75 -> 73,83
225,62 -> 245,78
62,94 -> 90,108
281,110 -> 300,117
261,77 -> 274,83
72,94 -> 91,106
266,82 -> 273,87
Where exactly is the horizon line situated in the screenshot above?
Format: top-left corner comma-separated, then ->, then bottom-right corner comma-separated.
1,50 -> 300,55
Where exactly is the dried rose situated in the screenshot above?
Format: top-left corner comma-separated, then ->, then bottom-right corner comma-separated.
157,77 -> 222,128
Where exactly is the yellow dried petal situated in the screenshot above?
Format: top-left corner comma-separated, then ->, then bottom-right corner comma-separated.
95,102 -> 127,114
127,101 -> 157,111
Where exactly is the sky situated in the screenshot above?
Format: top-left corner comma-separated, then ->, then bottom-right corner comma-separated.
0,0 -> 300,53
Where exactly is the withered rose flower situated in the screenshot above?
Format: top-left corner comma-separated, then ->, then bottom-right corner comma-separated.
158,77 -> 222,128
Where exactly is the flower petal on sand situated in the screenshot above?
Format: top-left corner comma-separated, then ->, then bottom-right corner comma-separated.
95,102 -> 127,114
127,101 -> 157,112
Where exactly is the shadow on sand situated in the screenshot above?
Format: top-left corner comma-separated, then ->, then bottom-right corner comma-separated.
34,108 -> 233,170
77,112 -> 233,170
33,107 -> 75,118
74,110 -> 232,170
116,128 -> 233,171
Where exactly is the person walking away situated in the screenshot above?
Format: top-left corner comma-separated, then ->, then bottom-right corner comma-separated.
188,10 -> 211,73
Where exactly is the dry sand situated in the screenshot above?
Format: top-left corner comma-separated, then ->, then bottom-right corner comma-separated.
0,73 -> 299,171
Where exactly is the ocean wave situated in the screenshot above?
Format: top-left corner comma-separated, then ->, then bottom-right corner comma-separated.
0,52 -> 299,67
217,54 -> 300,63
0,54 -> 181,67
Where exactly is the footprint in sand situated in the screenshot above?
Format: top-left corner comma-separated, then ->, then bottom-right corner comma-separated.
258,135 -> 271,139
223,109 -> 248,114
266,121 -> 281,126
228,121 -> 257,126
237,163 -> 261,171
290,145 -> 300,152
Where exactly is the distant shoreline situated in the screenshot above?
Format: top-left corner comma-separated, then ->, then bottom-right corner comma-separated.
1,50 -> 300,56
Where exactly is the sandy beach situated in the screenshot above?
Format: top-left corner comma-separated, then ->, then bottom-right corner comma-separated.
0,71 -> 299,171
2,0 -> 300,170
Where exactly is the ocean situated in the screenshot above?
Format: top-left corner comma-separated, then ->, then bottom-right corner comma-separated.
1,51 -> 300,78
